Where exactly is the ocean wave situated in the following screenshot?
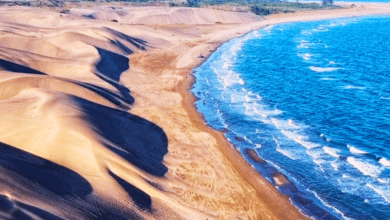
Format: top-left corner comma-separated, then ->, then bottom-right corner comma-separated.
313,159 -> 326,165
331,161 -> 339,171
377,178 -> 390,184
380,97 -> 390,100
343,85 -> 365,90
320,134 -> 331,142
309,66 -> 339,73
306,188 -> 354,220
307,147 -> 323,159
347,157 -> 382,178
323,146 -> 341,158
347,145 -> 368,154
211,62 -> 245,88
297,39 -> 312,48
302,53 -> 311,60
281,130 -> 319,149
271,118 -> 300,130
263,25 -> 274,32
313,27 -> 329,32
320,78 -> 336,81
244,103 -> 282,122
276,148 -> 299,160
379,158 -> 390,167
366,183 -> 390,204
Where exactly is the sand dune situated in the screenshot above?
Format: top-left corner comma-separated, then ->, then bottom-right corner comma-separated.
69,7 -> 262,25
0,4 -> 389,220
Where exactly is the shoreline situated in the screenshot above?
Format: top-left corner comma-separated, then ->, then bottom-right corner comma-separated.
0,3 -> 389,219
174,4 -> 390,218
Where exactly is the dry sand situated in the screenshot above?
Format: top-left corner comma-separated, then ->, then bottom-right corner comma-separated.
0,3 -> 389,219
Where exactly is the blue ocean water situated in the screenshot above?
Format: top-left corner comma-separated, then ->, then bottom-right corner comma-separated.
192,16 -> 390,219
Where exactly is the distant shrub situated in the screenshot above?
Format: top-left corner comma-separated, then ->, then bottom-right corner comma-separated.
60,9 -> 70,14
169,1 -> 186,7
322,0 -> 333,5
187,0 -> 200,7
250,5 -> 273,15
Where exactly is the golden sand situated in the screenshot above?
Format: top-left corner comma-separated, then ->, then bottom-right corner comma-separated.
0,4 -> 389,219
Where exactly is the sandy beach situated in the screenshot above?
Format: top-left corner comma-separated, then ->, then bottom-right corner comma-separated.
0,3 -> 389,219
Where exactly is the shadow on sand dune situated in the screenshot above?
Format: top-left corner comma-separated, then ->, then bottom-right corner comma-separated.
94,47 -> 135,106
0,59 -> 46,75
109,170 -> 152,211
0,142 -> 145,219
75,96 -> 168,177
105,28 -> 147,51
0,142 -> 92,197
0,194 -> 65,220
74,80 -> 134,109
93,30 -> 147,106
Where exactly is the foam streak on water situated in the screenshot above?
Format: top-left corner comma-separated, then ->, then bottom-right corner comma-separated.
192,15 -> 390,220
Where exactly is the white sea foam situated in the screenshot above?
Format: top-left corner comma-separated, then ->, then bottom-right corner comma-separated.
222,58 -> 233,69
313,26 -> 329,32
306,189 -> 354,220
323,146 -> 341,158
243,136 -> 253,144
272,118 -> 299,130
257,108 -> 282,118
343,85 -> 365,90
379,158 -> 390,167
255,144 -> 261,149
313,159 -> 326,165
303,53 -> 312,60
320,78 -> 336,81
231,93 -> 246,103
366,184 -> 390,204
281,130 -> 319,149
272,136 -> 280,147
244,103 -> 282,123
347,157 -> 382,178
224,70 -> 245,87
276,148 -> 298,160
347,145 -> 368,154
310,66 -> 339,73
229,38 -> 245,56
377,178 -> 390,184
320,134 -> 331,142
331,161 -> 339,171
263,25 -> 274,32
307,148 -> 323,159
380,97 -> 390,100
245,94 -> 251,103
329,61 -> 336,64
297,40 -> 312,48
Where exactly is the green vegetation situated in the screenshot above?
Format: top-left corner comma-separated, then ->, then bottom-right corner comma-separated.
168,0 -> 342,15
249,1 -> 340,15
0,0 -> 342,15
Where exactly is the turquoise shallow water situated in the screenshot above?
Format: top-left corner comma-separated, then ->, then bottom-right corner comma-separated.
192,16 -> 390,219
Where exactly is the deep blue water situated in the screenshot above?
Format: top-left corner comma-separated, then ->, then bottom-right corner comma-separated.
192,16 -> 390,219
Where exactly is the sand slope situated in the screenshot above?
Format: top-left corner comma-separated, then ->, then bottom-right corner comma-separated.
1,4 -> 389,220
